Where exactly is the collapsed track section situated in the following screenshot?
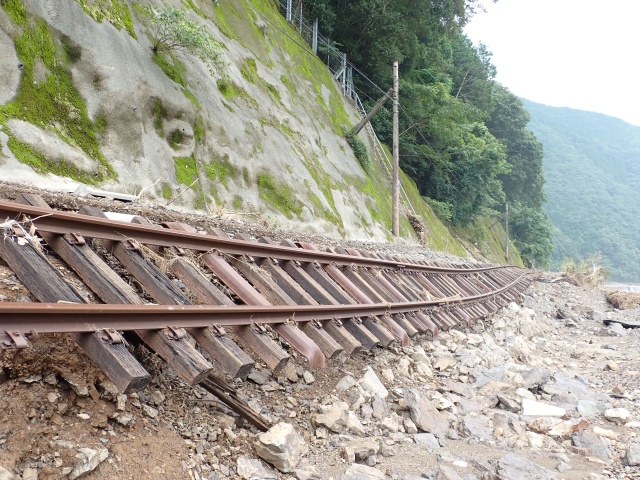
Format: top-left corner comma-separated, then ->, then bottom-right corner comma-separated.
0,195 -> 528,398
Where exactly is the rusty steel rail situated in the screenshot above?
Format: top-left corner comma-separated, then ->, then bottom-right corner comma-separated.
0,194 -> 531,398
0,272 -> 525,331
0,200 -> 510,274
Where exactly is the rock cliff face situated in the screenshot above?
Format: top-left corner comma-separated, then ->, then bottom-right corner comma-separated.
0,0 -> 410,240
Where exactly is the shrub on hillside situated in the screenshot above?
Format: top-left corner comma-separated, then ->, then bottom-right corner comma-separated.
141,6 -> 225,76
345,130 -> 370,172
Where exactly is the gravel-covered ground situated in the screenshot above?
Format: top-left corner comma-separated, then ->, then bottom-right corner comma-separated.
1,182 -> 639,480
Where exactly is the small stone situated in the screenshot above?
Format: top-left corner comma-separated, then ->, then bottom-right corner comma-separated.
372,395 -> 386,419
577,400 -> 599,417
404,418 -> 418,434
358,367 -> 388,398
625,443 -> 640,466
51,414 -> 64,426
21,468 -> 38,480
255,423 -> 307,473
142,405 -> 158,419
60,373 -> 89,397
380,442 -> 396,457
343,446 -> 355,463
604,361 -> 619,371
47,393 -> 59,403
404,388 -> 449,436
380,368 -> 394,382
437,465 -> 463,480
293,465 -> 321,480
521,399 -> 565,417
149,390 -> 165,406
77,413 -> 90,420
414,433 -> 440,449
68,448 -> 109,480
497,394 -> 521,413
313,402 -> 349,433
496,452 -> 557,480
592,427 -> 616,440
341,464 -> 386,480
224,428 -> 237,442
248,371 -> 270,385
434,354 -> 457,371
97,380 -> 118,399
604,408 -> 630,425
557,462 -> 571,473
302,371 -> 315,385
335,375 -> 357,392
348,438 -> 380,461
527,432 -> 544,448
116,394 -> 127,412
236,455 -> 277,479
113,413 -> 134,426
572,431 -> 611,459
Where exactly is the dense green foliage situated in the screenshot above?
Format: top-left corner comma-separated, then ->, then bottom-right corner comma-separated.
524,100 -> 640,281
303,0 -> 552,266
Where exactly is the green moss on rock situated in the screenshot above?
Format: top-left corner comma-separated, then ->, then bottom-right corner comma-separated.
0,0 -> 115,184
217,78 -> 257,107
193,115 -> 205,142
74,0 -> 136,38
152,99 -> 166,137
205,155 -> 238,189
169,130 -> 184,150
161,182 -> 173,200
257,172 -> 303,219
174,154 -> 198,185
154,52 -> 186,87
232,195 -> 243,210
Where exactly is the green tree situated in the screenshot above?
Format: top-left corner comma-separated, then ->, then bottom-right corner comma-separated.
509,202 -> 553,267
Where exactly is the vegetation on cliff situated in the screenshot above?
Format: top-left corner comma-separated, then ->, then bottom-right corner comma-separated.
304,0 -> 552,267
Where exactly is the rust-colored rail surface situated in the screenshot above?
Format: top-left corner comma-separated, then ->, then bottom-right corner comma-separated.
0,195 -> 529,396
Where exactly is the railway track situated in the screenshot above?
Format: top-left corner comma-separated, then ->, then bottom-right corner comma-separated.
0,194 -> 528,406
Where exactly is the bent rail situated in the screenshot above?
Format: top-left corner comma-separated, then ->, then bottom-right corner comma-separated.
0,195 -> 529,396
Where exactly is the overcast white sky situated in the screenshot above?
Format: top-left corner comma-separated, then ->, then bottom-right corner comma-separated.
465,0 -> 640,126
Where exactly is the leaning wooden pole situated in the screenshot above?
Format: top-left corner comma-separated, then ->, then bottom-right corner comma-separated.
352,89 -> 392,135
392,61 -> 400,237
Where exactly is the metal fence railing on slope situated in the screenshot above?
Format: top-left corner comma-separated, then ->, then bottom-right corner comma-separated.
356,100 -> 418,217
276,0 -> 356,101
276,0 -> 418,218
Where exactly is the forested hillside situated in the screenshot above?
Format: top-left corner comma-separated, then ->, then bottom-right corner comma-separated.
305,0 -> 553,266
523,99 -> 640,281
0,0 -> 548,265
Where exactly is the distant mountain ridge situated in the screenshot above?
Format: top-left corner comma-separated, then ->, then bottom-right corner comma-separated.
522,99 -> 640,281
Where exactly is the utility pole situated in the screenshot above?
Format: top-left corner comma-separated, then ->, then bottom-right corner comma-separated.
505,202 -> 509,260
392,61 -> 399,237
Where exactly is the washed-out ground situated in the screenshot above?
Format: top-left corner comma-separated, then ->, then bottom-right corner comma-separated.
0,184 -> 639,480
